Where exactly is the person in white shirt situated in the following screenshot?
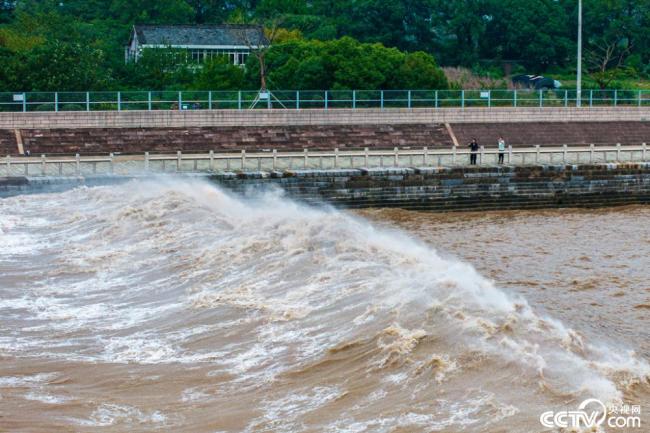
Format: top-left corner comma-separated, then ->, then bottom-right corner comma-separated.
497,136 -> 506,164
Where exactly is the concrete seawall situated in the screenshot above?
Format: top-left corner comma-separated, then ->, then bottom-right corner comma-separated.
1,107 -> 650,129
1,107 -> 649,156
3,163 -> 650,212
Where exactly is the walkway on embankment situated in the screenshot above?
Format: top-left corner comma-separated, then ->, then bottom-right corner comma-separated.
2,144 -> 648,177
0,107 -> 649,156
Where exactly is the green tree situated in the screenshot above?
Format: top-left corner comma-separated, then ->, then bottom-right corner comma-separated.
250,37 -> 447,90
397,51 -> 448,89
193,56 -> 246,89
481,0 -> 572,70
109,0 -> 195,24
16,41 -> 112,91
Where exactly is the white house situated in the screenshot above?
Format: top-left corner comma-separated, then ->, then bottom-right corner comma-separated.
125,24 -> 267,65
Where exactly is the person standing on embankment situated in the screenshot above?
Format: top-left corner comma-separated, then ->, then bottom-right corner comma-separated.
498,136 -> 506,164
468,138 -> 479,165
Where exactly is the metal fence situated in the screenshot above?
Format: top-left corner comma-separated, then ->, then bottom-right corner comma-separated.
1,89 -> 650,112
2,144 -> 647,177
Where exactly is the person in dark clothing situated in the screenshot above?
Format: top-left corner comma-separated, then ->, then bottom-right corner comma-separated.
468,138 -> 479,165
497,136 -> 505,164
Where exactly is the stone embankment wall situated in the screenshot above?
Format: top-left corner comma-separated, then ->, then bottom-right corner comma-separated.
17,124 -> 452,154
2,163 -> 650,212
215,163 -> 650,211
0,107 -> 649,156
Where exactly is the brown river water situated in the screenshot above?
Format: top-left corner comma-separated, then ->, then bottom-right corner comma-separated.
0,178 -> 648,432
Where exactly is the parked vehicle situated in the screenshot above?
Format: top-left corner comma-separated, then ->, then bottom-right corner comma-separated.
512,74 -> 561,90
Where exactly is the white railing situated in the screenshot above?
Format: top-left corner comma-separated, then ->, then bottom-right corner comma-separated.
1,144 -> 648,177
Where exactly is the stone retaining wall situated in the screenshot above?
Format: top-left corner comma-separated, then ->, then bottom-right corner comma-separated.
214,163 -> 650,212
18,124 -> 452,155
1,107 -> 649,156
3,163 -> 650,212
1,107 -> 649,129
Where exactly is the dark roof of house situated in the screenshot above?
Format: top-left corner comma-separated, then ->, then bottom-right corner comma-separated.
132,24 -> 266,47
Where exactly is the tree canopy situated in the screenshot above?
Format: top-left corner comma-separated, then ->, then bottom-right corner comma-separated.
0,0 -> 648,91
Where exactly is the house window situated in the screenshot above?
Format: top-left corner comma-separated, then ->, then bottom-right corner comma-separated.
191,50 -> 203,63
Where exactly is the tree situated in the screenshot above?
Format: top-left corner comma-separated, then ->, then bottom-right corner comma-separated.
108,0 -> 195,24
0,0 -> 16,23
397,51 -> 448,89
586,37 -> 632,89
194,56 -> 247,89
249,37 -> 448,90
15,41 -> 112,91
481,0 -> 572,70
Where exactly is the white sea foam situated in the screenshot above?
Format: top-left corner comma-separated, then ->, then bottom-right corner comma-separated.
1,178 -> 648,430
72,403 -> 168,427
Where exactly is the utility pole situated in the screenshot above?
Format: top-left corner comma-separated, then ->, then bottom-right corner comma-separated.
577,0 -> 582,107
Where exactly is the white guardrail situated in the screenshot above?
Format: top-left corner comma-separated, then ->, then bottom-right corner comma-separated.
1,144 -> 648,177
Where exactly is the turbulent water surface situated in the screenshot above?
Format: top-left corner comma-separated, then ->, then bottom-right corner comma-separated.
0,179 -> 648,432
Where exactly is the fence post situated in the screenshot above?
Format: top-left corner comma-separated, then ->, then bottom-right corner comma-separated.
564,90 -> 568,108
144,151 -> 149,171
303,149 -> 308,168
177,151 -> 182,171
380,91 -> 384,110
148,91 -> 152,111
539,90 -> 543,108
237,149 -> 243,169
642,143 -> 647,161
41,154 -> 46,175
334,148 -> 339,168
55,92 -> 59,112
589,90 -> 593,107
508,145 -> 513,164
178,91 -> 182,111
324,91 -> 328,110
75,153 -> 80,175
563,144 -> 568,164
352,90 -> 356,109
487,90 -> 491,108
86,92 -> 90,112
364,147 -> 369,166
117,91 -> 122,111
394,147 -> 399,166
535,145 -> 540,163
272,149 -> 277,170
452,145 -> 457,164
590,143 -> 595,163
208,91 -> 212,110
639,90 -> 643,107
616,143 -> 621,162
423,146 -> 428,165
407,90 -> 411,109
267,92 -> 271,109
296,91 -> 300,110
238,91 -> 242,110
514,89 -> 517,107
23,92 -> 26,112
479,145 -> 484,165
435,90 -> 439,108
614,90 -> 618,107
461,90 -> 465,108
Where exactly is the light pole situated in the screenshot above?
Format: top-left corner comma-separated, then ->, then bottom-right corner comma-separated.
576,0 -> 583,107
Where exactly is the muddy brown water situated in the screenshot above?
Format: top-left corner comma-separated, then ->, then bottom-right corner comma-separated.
0,179 -> 648,432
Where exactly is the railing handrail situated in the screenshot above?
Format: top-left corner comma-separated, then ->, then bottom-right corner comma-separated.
0,88 -> 648,113
4,143 -> 647,166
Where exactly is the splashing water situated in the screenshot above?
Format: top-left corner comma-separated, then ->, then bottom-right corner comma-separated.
0,178 -> 648,432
